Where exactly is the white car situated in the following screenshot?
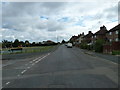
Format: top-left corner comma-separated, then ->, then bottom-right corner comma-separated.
67,43 -> 72,48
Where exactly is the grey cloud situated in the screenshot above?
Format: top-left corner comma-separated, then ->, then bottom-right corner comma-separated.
2,1 -> 118,42
104,4 -> 118,19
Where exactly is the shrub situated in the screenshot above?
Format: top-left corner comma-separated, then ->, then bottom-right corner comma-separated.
80,42 -> 88,49
112,50 -> 120,55
94,39 -> 105,53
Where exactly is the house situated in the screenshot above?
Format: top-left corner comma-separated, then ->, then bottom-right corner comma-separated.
77,32 -> 84,44
92,25 -> 108,43
41,40 -> 55,45
106,24 -> 120,43
69,35 -> 78,45
83,31 -> 93,45
103,24 -> 120,53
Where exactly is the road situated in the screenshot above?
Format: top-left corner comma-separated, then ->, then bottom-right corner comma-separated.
2,45 -> 118,88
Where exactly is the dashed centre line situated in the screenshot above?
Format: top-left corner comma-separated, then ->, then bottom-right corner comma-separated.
6,82 -> 10,85
21,70 -> 27,74
27,67 -> 30,69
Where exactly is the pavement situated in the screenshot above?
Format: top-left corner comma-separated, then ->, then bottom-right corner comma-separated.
2,45 -> 119,88
80,48 -> 120,64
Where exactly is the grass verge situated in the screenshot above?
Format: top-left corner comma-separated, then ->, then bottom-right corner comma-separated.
1,46 -> 56,55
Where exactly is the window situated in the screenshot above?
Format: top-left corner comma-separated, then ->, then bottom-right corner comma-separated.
95,35 -> 96,38
109,32 -> 112,35
115,38 -> 118,42
116,31 -> 118,34
109,39 -> 112,42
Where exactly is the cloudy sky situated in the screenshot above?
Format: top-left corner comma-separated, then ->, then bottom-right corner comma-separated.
1,0 -> 119,42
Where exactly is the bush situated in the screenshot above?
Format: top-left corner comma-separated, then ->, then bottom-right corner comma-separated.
112,50 -> 120,55
94,39 -> 105,53
80,42 -> 93,50
80,42 -> 88,49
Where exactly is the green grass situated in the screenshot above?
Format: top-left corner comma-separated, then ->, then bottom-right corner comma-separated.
1,46 -> 55,55
112,50 -> 120,55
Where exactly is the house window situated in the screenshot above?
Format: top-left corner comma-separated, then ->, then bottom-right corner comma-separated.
109,39 -> 112,42
109,32 -> 112,35
95,35 -> 96,38
115,38 -> 118,42
116,31 -> 118,34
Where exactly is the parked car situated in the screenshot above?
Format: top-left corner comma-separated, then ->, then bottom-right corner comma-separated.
67,43 -> 72,48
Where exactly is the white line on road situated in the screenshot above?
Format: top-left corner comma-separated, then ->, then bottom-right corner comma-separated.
32,63 -> 35,65
21,70 -> 27,74
6,82 -> 10,85
18,75 -> 20,77
35,61 -> 39,63
27,67 -> 30,69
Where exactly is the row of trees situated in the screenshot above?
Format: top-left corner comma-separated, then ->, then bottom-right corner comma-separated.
2,39 -> 58,48
2,39 -> 31,48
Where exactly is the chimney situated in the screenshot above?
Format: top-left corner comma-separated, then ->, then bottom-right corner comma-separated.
88,31 -> 92,34
100,25 -> 107,30
82,32 -> 84,35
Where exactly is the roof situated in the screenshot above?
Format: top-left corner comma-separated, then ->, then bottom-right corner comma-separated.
95,25 -> 108,35
107,24 -> 120,33
95,29 -> 108,35
84,32 -> 93,38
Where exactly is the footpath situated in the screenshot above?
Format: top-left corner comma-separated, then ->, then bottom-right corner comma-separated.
80,49 -> 119,64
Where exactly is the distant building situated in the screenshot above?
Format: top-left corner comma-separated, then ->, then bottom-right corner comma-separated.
41,40 -> 55,45
77,32 -> 84,44
69,35 -> 78,45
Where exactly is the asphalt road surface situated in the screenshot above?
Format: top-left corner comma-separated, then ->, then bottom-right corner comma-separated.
2,45 -> 118,88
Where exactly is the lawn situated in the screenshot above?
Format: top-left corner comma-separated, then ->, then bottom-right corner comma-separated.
1,46 -> 56,54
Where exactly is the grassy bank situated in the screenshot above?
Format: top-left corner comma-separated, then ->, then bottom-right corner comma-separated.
1,46 -> 56,55
112,50 -> 120,55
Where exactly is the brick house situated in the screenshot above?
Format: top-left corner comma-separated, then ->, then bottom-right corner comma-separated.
106,24 -> 120,43
83,31 -> 93,45
69,35 -> 78,45
77,32 -> 84,44
103,24 -> 120,53
92,25 -> 108,44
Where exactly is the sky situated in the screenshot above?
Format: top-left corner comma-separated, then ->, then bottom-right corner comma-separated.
1,0 -> 119,42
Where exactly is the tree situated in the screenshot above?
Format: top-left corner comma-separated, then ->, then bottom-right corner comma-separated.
2,40 -> 12,48
80,42 -> 88,49
62,40 -> 66,43
94,39 -> 105,52
19,41 -> 25,47
25,40 -> 30,47
13,39 -> 20,47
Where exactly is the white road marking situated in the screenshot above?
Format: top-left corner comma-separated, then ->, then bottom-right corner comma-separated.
28,53 -> 51,67
33,59 -> 37,61
18,75 -> 20,77
30,61 -> 33,63
35,61 -> 39,63
48,53 -> 50,55
6,82 -> 10,85
27,67 -> 30,69
32,63 -> 35,65
21,70 -> 27,74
